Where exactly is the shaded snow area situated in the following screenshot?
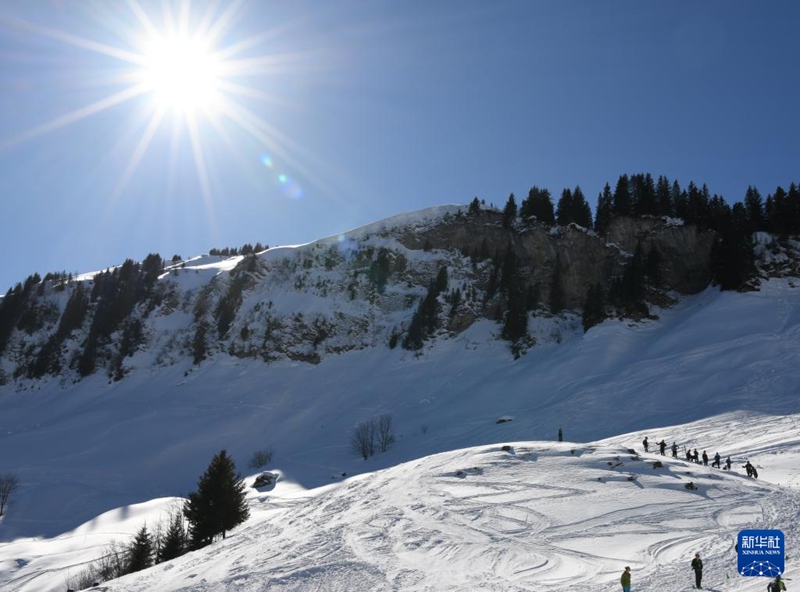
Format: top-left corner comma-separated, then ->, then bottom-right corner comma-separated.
1,277 -> 800,590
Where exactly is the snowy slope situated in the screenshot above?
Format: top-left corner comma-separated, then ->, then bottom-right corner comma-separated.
43,437 -> 800,591
1,276 -> 800,590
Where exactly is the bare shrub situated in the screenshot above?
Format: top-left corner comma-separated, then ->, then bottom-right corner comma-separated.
248,448 -> 274,470
350,420 -> 375,460
376,414 -> 396,453
0,473 -> 20,516
350,414 -> 396,459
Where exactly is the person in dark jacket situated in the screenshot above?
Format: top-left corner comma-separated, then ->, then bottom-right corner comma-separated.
659,440 -> 667,455
769,575 -> 787,591
642,437 -> 649,453
712,452 -> 721,468
702,450 -> 708,465
671,442 -> 679,457
620,566 -> 631,592
691,552 -> 703,589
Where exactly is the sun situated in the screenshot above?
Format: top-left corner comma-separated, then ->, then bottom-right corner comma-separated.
139,34 -> 222,116
0,1 -> 312,202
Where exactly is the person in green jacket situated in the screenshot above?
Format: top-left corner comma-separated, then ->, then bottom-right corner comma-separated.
769,575 -> 787,591
620,566 -> 631,592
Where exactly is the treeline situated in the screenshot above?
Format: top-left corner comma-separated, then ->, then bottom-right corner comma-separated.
0,254 -> 167,381
471,174 -> 799,239
209,242 -> 268,257
479,174 -> 800,290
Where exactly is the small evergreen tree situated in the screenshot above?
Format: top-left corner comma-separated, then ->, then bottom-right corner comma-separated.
126,525 -> 154,574
502,193 -> 517,228
612,174 -> 631,216
157,512 -> 188,563
655,175 -> 673,217
183,450 -> 250,549
594,183 -> 614,234
743,185 -> 764,233
581,283 -> 606,332
555,188 -> 573,226
572,186 -> 593,228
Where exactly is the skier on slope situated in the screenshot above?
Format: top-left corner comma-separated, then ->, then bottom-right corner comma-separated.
691,552 -> 703,589
671,442 -> 679,457
659,439 -> 667,455
712,452 -> 721,468
642,436 -> 649,453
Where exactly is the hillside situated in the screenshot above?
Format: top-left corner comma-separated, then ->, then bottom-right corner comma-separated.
1,206 -> 800,590
0,205 -> 720,386
1,271 -> 799,590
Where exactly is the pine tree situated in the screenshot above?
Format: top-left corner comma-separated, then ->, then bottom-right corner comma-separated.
126,525 -> 154,574
631,173 -> 657,216
520,186 -> 555,226
594,183 -> 614,234
581,283 -> 606,332
555,188 -> 573,226
499,249 -> 528,343
572,186 -> 593,228
655,175 -> 673,216
183,450 -> 250,549
157,512 -> 187,563
612,174 -> 631,216
502,193 -> 517,228
743,185 -> 764,233
714,203 -> 755,290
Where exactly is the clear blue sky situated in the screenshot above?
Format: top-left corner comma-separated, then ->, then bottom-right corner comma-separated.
0,1 -> 797,292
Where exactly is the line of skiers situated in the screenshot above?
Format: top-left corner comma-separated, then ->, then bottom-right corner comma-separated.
641,436 -> 758,477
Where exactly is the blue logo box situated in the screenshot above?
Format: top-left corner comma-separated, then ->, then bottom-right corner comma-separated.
738,529 -> 785,577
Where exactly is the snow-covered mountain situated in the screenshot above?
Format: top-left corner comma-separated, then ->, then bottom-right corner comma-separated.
0,205 -> 721,387
1,206 -> 800,591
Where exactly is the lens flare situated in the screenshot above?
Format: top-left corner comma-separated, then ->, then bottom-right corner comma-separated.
261,153 -> 303,199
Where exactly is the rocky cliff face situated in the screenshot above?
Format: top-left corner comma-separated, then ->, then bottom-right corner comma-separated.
0,206 -> 722,387
403,210 -> 716,309
604,216 -> 716,294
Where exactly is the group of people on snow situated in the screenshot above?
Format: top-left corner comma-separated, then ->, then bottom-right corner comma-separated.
641,436 -> 757,477
620,555 -> 786,591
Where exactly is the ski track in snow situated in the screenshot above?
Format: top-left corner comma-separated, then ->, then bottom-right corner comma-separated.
71,442 -> 800,592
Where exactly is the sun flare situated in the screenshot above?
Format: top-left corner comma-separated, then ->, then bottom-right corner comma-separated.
0,0 -> 312,202
140,35 -> 221,115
